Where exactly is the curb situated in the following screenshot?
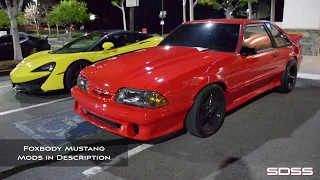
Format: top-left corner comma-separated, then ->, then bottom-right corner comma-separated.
297,73 -> 320,80
297,78 -> 320,87
0,69 -> 12,76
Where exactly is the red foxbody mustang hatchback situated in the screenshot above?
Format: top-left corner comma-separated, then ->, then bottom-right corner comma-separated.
71,19 -> 303,141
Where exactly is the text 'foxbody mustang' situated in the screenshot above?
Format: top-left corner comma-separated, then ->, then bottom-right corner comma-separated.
23,146 -> 106,152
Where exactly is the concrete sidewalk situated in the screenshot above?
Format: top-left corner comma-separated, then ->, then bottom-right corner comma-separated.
298,56 -> 320,80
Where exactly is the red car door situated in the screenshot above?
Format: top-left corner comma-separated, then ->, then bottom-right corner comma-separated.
265,23 -> 294,75
228,24 -> 277,101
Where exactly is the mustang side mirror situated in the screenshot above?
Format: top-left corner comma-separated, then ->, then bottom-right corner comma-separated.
240,46 -> 257,56
102,42 -> 114,50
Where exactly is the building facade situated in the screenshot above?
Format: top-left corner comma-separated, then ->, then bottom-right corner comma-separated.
257,0 -> 320,56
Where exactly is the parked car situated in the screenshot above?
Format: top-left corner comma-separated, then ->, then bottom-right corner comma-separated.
0,32 -> 50,61
10,30 -> 163,92
71,19 -> 303,141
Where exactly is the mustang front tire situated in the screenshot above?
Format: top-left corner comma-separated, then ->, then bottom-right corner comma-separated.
64,61 -> 90,91
185,84 -> 226,138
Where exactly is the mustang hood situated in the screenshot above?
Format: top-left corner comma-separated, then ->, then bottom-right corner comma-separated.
81,46 -> 233,93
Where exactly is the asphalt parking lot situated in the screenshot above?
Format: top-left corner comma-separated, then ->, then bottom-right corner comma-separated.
0,75 -> 319,180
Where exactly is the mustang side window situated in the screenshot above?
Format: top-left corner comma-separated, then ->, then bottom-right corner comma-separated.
243,25 -> 273,52
265,23 -> 291,48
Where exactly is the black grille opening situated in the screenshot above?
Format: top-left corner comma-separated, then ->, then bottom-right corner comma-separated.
133,124 -> 139,135
12,75 -> 49,92
84,110 -> 121,129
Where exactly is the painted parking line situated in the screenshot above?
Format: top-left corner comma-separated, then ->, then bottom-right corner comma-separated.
0,85 -> 11,89
0,97 -> 73,116
82,143 -> 154,177
14,108 -> 150,176
297,73 -> 320,80
14,109 -> 102,146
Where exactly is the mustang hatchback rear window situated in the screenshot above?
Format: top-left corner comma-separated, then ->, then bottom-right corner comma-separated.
159,23 -> 240,52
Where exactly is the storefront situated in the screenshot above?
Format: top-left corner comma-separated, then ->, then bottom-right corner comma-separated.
257,0 -> 320,56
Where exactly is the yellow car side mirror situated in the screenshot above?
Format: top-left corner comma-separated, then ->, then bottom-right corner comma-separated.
102,42 -> 114,50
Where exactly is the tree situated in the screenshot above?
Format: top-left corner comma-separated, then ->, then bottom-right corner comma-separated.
182,0 -> 186,22
38,0 -> 54,36
111,0 -> 127,30
24,3 -> 45,36
47,5 -> 61,37
51,0 -> 90,39
0,10 -> 28,29
189,0 -> 198,21
39,3 -> 53,36
17,12 -> 28,26
0,0 -> 25,60
247,1 -> 252,19
0,9 -> 10,29
198,0 -> 257,19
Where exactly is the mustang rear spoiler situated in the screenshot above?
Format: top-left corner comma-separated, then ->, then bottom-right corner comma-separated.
288,34 -> 303,43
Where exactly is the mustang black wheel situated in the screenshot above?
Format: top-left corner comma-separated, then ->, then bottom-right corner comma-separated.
185,84 -> 226,138
64,61 -> 90,91
276,59 -> 297,93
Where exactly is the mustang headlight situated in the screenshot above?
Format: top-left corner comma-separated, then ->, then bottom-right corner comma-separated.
77,75 -> 88,91
32,62 -> 55,72
115,88 -> 168,108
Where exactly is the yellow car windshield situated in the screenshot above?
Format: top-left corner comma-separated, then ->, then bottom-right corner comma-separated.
51,32 -> 104,54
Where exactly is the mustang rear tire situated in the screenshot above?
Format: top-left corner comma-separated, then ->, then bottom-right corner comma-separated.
276,59 -> 297,93
185,84 -> 226,138
64,61 -> 90,91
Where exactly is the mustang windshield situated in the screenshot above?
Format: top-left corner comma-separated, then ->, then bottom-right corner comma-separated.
159,23 -> 240,52
51,32 -> 104,54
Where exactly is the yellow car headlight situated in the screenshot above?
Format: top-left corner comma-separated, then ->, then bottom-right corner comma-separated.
32,62 -> 55,72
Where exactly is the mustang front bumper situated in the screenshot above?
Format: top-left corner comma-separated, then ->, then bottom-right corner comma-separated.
71,86 -> 188,141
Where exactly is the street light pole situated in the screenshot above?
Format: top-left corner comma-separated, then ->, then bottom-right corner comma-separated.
161,0 -> 164,36
130,7 -> 135,31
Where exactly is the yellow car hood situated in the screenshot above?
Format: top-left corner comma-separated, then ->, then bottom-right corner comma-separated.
16,50 -> 73,71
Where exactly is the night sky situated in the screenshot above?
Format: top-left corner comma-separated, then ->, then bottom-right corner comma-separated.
81,0 -> 225,34
25,0 -> 236,34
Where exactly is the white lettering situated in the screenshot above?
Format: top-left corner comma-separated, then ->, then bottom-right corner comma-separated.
23,146 -> 62,152
267,167 -> 314,176
17,155 -> 43,161
302,167 -> 313,176
278,167 -> 290,176
267,167 -> 278,176
291,167 -> 302,176
56,155 -> 111,161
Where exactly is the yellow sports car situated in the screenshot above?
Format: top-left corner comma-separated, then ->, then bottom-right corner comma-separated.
10,30 -> 163,92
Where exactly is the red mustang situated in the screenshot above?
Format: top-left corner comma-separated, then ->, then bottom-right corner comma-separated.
71,19 -> 303,141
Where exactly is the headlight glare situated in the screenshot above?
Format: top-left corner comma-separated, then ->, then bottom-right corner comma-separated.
77,75 -> 88,91
116,88 -> 168,108
32,62 -> 55,72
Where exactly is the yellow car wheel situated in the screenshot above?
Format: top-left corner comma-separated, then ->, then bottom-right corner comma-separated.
64,60 -> 91,91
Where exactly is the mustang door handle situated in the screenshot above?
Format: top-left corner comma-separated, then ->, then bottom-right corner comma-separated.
273,54 -> 278,58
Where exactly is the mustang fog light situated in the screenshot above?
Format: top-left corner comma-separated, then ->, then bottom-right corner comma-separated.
32,62 -> 56,72
115,88 -> 168,108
